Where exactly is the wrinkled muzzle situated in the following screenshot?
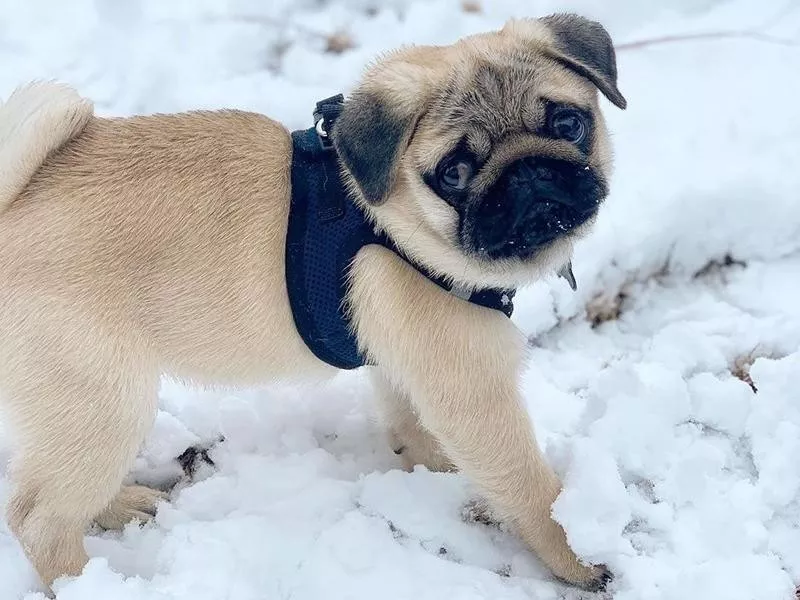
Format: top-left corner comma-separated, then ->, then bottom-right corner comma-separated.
467,156 -> 605,260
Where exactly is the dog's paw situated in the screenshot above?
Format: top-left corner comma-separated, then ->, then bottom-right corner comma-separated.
390,433 -> 455,473
585,564 -> 613,592
95,485 -> 168,530
561,562 -> 613,594
461,497 -> 503,529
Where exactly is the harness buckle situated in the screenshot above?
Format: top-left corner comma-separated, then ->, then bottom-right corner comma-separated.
313,94 -> 345,151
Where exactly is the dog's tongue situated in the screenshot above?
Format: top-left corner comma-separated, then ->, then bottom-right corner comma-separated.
557,261 -> 577,291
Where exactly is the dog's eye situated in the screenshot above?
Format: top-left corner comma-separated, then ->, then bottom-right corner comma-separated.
439,159 -> 475,191
550,109 -> 587,144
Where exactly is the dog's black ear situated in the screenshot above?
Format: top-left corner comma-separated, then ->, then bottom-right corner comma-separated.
541,13 -> 627,109
332,90 -> 417,205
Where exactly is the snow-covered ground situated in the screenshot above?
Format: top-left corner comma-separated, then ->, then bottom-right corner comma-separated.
1,0 -> 799,598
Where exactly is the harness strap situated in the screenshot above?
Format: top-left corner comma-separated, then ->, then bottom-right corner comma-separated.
285,96 -> 515,370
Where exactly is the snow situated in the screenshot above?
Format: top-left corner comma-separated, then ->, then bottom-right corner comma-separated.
1,0 -> 799,598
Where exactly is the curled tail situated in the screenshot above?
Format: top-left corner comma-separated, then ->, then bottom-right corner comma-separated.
0,81 -> 93,212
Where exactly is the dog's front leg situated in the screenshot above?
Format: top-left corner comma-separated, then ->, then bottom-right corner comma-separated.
369,368 -> 455,472
348,246 -> 609,590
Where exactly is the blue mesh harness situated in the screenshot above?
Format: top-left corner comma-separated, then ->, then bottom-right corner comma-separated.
285,95 -> 515,370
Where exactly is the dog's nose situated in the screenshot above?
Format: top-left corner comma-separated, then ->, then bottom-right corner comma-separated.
508,157 -> 589,210
520,157 -> 555,183
469,156 -> 604,260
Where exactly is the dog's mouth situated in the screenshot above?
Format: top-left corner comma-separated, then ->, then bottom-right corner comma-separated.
468,200 -> 597,261
461,157 -> 605,261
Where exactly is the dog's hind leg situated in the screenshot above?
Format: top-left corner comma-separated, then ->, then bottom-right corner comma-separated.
2,333 -> 159,589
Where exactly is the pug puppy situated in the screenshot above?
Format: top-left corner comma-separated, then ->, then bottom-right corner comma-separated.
0,13 -> 625,593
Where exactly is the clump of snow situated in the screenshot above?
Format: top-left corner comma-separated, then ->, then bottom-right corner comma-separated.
1,0 -> 799,599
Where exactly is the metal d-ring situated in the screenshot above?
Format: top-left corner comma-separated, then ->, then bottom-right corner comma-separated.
315,116 -> 335,150
315,117 -> 328,139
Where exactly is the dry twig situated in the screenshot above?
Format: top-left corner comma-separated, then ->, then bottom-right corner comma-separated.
205,14 -> 355,55
617,29 -> 797,52
461,1 -> 482,14
617,3 -> 798,52
732,355 -> 758,394
587,290 -> 628,329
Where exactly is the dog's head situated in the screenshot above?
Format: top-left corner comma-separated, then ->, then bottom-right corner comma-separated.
332,13 -> 626,289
